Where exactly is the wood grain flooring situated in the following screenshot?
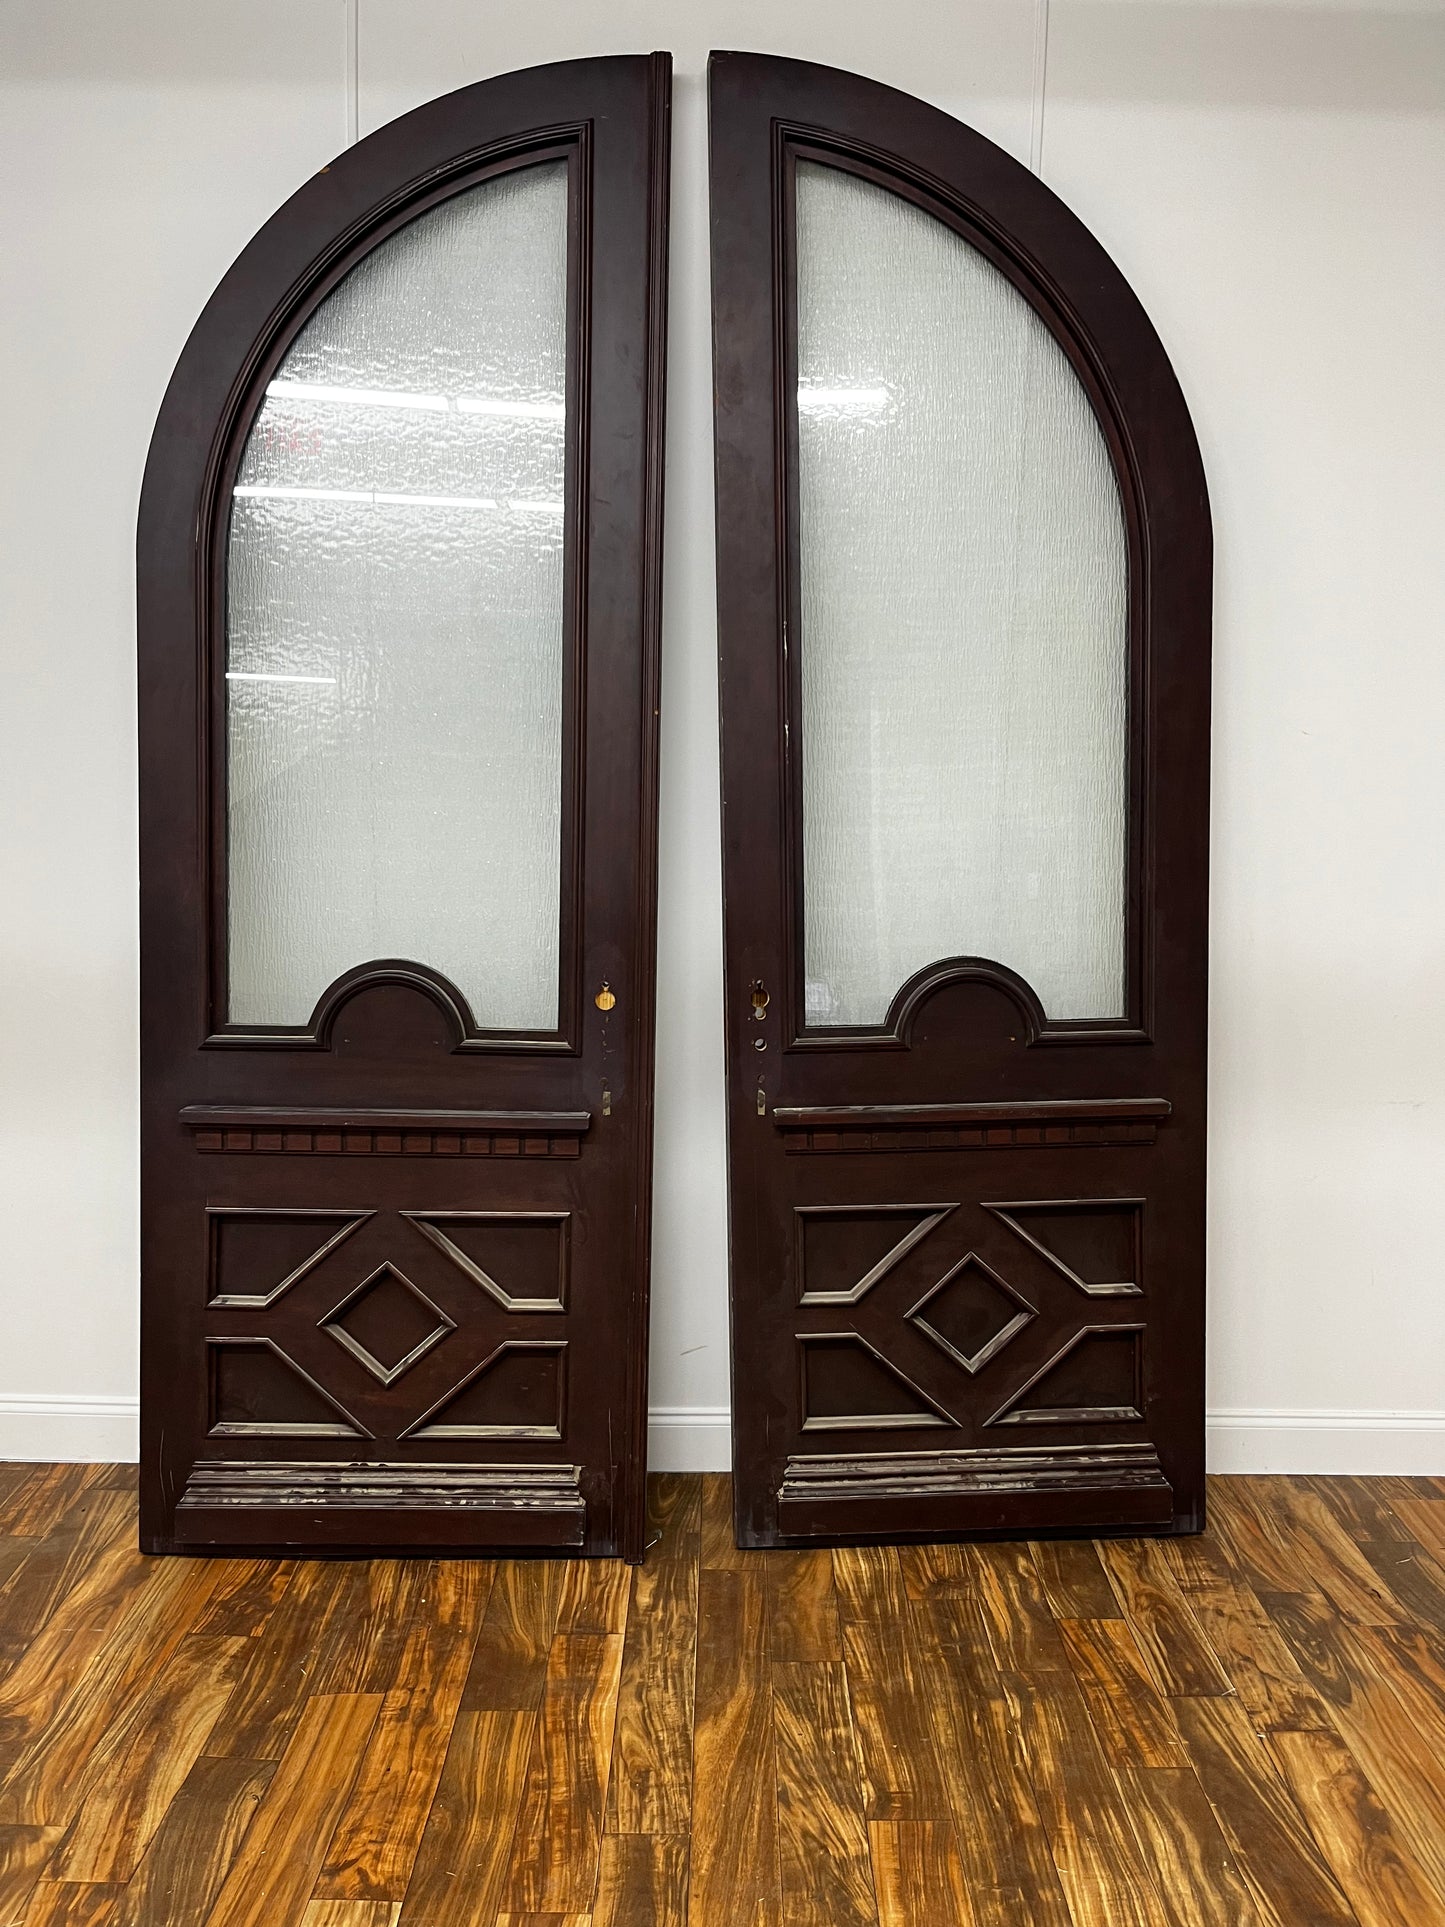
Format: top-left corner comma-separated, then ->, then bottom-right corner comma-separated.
0,1469 -> 1444,1924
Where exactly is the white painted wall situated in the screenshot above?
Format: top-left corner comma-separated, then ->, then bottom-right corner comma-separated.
1,0 -> 1441,1471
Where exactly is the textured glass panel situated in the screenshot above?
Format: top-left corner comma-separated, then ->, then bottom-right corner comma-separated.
226,161 -> 568,1028
795,161 -> 1128,1026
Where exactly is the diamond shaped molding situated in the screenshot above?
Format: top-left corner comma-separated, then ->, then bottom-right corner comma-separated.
319,1263 -> 456,1386
907,1255 -> 1036,1376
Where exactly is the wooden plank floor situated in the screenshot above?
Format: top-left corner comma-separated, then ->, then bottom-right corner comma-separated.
1,1471 -> 1445,1924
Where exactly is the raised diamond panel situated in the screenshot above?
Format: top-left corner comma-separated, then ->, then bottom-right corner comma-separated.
908,1255 -> 1035,1375
320,1263 -> 455,1386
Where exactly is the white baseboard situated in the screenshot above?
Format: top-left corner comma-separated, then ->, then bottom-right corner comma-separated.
0,1394 -> 140,1463
647,1405 -> 732,1472
0,1396 -> 739,1472
652,1407 -> 1445,1476
1205,1408 -> 1445,1475
2,1397 -> 1441,1478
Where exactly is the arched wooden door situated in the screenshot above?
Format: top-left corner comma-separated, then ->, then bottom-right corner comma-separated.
709,53 -> 1211,1545
139,55 -> 671,1559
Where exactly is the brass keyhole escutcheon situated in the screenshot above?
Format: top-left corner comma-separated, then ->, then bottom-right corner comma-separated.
750,980 -> 770,1019
595,982 -> 616,1012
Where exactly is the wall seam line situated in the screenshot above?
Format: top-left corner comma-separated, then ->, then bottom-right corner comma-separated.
345,0 -> 360,147
1030,0 -> 1050,178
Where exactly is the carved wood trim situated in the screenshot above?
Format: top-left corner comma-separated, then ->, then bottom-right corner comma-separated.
204,1336 -> 372,1440
177,1458 -> 585,1513
787,956 -> 1154,1053
203,960 -> 578,1055
794,1202 -> 955,1306
399,1339 -> 569,1441
774,1097 -> 1169,1154
798,1331 -> 957,1432
181,1105 -> 591,1158
985,1322 -> 1146,1428
906,1254 -> 1037,1375
172,1457 -> 588,1549
403,1211 -> 571,1313
205,1206 -> 373,1308
983,1198 -> 1144,1298
778,1440 -> 1170,1506
318,1264 -> 457,1387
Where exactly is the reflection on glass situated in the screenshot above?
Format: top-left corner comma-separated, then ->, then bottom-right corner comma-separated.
225,162 -> 569,1029
795,161 -> 1129,1026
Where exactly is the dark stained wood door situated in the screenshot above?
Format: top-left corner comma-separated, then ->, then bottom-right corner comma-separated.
139,55 -> 671,1559
709,54 -> 1211,1546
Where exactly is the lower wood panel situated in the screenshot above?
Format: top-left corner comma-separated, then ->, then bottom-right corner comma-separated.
0,1470 -> 1444,1924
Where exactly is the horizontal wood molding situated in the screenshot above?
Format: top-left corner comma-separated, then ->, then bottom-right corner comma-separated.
773,1097 -> 1170,1155
181,1105 -> 592,1159
177,1457 -> 583,1508
173,1458 -> 586,1549
774,1441 -> 1173,1537
780,1440 -> 1170,1501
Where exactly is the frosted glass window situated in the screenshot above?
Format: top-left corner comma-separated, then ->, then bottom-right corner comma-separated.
795,161 -> 1129,1026
226,162 -> 569,1028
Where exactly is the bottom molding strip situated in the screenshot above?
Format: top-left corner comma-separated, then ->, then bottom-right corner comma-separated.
173,1458 -> 586,1549
178,1458 -> 583,1510
779,1440 -> 1169,1505
776,1440 -> 1174,1537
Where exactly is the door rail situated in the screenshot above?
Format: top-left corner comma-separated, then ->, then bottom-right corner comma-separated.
772,1097 -> 1170,1154
181,1104 -> 592,1158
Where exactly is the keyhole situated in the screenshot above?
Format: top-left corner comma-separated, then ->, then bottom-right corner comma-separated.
750,981 -> 770,1020
595,982 -> 616,1012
